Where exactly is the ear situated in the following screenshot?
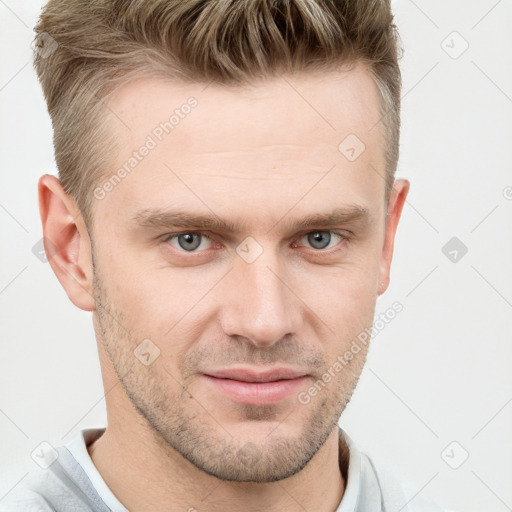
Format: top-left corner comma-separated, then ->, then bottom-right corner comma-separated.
377,178 -> 410,296
38,174 -> 96,311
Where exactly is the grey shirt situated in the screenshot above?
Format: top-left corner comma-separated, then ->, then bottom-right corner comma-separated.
0,427 -> 448,511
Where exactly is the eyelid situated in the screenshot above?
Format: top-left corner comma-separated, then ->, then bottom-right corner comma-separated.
292,230 -> 351,249
161,230 -> 217,250
162,229 -> 351,253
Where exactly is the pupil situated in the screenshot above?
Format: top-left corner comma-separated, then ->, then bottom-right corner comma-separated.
309,231 -> 330,249
179,233 -> 200,251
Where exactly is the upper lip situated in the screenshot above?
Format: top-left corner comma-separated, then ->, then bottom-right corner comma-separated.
204,367 -> 308,383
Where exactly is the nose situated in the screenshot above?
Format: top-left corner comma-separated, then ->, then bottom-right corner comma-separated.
218,246 -> 302,348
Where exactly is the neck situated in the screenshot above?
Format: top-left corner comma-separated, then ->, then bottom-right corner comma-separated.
88,417 -> 346,512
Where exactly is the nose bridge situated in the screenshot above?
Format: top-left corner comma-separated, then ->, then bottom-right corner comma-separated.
220,243 -> 298,347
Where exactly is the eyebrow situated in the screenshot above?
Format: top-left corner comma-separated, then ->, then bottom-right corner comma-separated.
132,205 -> 372,234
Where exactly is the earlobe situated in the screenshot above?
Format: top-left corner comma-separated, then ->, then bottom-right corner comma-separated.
377,178 -> 410,296
38,174 -> 96,312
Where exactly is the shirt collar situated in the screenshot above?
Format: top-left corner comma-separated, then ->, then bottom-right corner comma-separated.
67,426 -> 362,512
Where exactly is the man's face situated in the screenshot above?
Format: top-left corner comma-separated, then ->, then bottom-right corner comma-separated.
89,64 -> 393,482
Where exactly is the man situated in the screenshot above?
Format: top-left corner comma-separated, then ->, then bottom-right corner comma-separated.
1,0 -> 449,511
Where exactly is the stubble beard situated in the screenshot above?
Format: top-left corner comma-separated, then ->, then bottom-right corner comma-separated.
91,261 -> 368,483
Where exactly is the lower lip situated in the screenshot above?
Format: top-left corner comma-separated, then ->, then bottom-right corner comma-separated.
202,375 -> 310,406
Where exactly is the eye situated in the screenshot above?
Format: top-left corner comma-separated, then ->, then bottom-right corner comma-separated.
295,231 -> 347,250
163,231 -> 213,252
162,230 -> 348,254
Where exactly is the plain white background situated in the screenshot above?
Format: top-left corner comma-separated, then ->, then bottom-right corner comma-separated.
0,1 -> 511,511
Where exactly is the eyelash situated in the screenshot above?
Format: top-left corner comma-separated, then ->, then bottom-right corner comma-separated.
161,230 -> 350,254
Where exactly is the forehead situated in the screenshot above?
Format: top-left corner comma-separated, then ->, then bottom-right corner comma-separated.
107,63 -> 383,151
96,64 -> 386,228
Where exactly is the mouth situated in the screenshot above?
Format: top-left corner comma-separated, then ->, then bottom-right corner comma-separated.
201,367 -> 310,406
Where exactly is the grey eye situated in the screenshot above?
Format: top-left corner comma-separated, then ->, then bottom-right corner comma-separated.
165,231 -> 214,253
177,233 -> 203,251
307,231 -> 332,250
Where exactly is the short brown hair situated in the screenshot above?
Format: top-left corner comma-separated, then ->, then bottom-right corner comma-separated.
33,0 -> 402,229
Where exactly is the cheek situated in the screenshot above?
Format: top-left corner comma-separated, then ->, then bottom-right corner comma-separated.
98,247 -> 222,357
300,251 -> 380,327
97,225 -> 382,348
93,240 -> 168,334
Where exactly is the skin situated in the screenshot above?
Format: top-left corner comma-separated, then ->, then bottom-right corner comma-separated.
38,62 -> 409,512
